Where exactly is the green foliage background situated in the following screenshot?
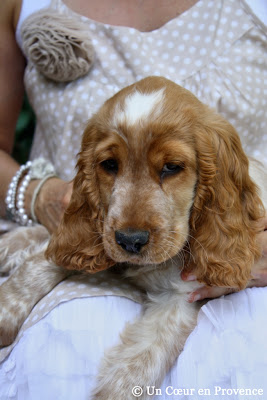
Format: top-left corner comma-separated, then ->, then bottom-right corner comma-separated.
12,96 -> 35,165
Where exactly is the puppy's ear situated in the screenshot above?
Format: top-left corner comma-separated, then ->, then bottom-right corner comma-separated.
45,123 -> 115,273
188,112 -> 264,289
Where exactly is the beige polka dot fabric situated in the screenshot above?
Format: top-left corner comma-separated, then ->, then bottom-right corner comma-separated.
0,0 -> 266,357
24,0 -> 266,179
0,0 -> 266,234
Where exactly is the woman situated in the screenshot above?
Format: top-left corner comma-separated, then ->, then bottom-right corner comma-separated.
0,0 -> 267,398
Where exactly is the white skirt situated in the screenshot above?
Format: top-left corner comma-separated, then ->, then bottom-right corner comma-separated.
0,287 -> 267,400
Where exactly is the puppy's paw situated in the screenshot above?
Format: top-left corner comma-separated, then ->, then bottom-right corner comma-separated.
0,232 -> 14,272
0,282 -> 30,347
92,350 -> 153,400
92,374 -> 141,400
0,303 -> 26,347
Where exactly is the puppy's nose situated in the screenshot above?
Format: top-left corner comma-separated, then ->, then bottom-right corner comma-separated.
115,229 -> 149,254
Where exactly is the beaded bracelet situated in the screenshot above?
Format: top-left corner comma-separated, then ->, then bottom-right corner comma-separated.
5,158 -> 56,226
16,170 -> 33,226
5,161 -> 32,225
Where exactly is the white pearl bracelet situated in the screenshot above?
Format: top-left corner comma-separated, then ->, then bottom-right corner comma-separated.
5,158 -> 56,226
5,161 -> 33,226
16,170 -> 33,226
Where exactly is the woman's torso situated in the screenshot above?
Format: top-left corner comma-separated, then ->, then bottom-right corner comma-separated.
15,0 -> 267,181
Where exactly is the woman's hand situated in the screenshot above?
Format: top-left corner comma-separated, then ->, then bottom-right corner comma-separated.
25,177 -> 73,233
249,217 -> 267,286
182,216 -> 267,302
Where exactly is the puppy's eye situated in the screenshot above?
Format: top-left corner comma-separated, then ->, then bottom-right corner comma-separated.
100,159 -> 118,174
161,163 -> 184,178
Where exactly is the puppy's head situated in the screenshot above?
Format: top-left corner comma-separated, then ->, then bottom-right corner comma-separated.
46,77 -> 264,288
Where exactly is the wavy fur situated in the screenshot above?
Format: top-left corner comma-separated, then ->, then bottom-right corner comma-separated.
47,77 -> 264,289
0,77 -> 266,398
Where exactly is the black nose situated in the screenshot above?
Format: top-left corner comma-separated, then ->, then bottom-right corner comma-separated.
115,229 -> 149,254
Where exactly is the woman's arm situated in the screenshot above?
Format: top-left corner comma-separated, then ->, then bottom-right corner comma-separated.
0,0 -> 73,232
0,0 -> 25,217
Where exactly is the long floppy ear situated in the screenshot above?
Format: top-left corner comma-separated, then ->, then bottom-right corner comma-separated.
45,122 -> 115,273
187,111 -> 264,289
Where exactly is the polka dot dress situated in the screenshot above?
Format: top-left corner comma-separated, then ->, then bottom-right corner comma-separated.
0,0 -> 267,351
23,0 -> 266,181
0,0 -> 266,235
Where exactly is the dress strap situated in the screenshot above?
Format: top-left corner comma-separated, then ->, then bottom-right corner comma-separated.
16,0 -> 52,51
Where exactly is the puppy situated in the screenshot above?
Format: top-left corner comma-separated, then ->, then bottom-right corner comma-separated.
0,77 -> 266,399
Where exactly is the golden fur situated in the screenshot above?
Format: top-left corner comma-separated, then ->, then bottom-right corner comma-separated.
46,76 -> 264,288
0,77 -> 266,399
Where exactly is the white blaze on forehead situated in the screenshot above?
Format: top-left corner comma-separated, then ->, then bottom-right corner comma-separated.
113,88 -> 165,127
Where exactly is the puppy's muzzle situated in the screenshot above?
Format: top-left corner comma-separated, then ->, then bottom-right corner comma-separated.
115,229 -> 150,254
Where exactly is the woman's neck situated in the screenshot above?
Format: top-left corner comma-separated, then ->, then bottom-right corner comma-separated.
62,0 -> 199,31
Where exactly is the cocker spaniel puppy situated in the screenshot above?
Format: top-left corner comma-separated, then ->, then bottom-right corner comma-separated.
0,77 -> 266,399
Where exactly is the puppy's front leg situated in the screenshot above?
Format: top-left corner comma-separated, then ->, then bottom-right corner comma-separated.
92,294 -> 199,400
0,225 -> 49,275
0,243 -> 71,346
